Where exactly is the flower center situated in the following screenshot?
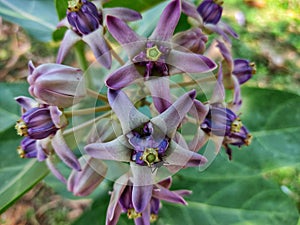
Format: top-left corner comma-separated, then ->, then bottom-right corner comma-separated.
68,0 -> 83,12
231,118 -> 243,133
245,133 -> 253,146
213,0 -> 224,5
146,45 -> 162,61
15,119 -> 28,136
127,208 -> 142,219
141,148 -> 160,167
150,214 -> 158,223
250,62 -> 257,74
17,146 -> 25,158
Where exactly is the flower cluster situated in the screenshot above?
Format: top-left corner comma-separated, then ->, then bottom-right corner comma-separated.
14,0 -> 254,224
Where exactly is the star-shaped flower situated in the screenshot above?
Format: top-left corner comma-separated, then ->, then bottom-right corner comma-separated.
105,0 -> 216,112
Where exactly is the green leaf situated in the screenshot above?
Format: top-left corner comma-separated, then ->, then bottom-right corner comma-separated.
165,156 -> 298,225
103,0 -> 163,12
0,0 -> 58,42
54,0 -> 68,20
0,127 -> 49,213
168,87 -> 300,224
0,83 -> 49,213
0,82 -> 29,133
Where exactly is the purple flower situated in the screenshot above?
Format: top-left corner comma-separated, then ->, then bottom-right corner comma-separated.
67,0 -> 102,35
17,137 -> 68,183
105,0 -> 216,112
217,41 -> 256,86
27,61 -> 86,108
201,105 -> 252,160
56,0 -> 142,68
17,137 -> 47,161
15,96 -> 81,171
106,174 -> 191,225
67,156 -> 107,196
197,0 -> 223,24
182,0 -> 238,42
15,100 -> 64,140
85,89 -> 207,205
232,59 -> 256,84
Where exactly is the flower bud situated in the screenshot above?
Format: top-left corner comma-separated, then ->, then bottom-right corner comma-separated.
28,61 -> 86,108
67,0 -> 102,36
173,28 -> 208,54
17,137 -> 48,161
197,0 -> 223,24
232,59 -> 256,84
15,107 -> 59,139
67,156 -> 107,196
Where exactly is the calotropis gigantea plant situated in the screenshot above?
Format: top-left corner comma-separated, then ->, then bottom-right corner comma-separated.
14,0 -> 256,224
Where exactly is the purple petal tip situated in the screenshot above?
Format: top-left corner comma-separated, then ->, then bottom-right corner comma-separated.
189,89 -> 197,99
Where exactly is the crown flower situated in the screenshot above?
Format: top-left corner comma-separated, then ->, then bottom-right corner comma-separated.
182,0 -> 238,42
106,174 -> 191,225
105,0 -> 216,113
15,96 -> 81,172
56,0 -> 142,68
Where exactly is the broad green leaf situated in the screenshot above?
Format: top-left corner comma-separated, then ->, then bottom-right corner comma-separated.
0,83 -> 48,213
170,87 -> 300,224
0,0 -> 57,42
0,82 -> 29,133
0,127 -> 49,213
103,0 -> 163,12
165,155 -> 298,225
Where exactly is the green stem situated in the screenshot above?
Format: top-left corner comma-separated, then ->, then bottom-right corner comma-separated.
63,112 -> 111,136
105,37 -> 125,66
87,88 -> 108,102
64,105 -> 111,117
75,41 -> 94,89
170,76 -> 217,88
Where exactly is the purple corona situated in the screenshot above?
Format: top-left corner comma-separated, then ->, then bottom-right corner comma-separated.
67,0 -> 102,36
197,0 -> 223,24
201,106 -> 252,159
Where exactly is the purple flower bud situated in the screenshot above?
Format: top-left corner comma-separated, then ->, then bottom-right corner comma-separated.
67,0 -> 102,36
232,59 -> 256,84
17,137 -> 47,160
67,156 -> 107,196
27,61 -> 86,108
197,0 -> 223,24
15,107 -> 59,139
173,28 -> 208,54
